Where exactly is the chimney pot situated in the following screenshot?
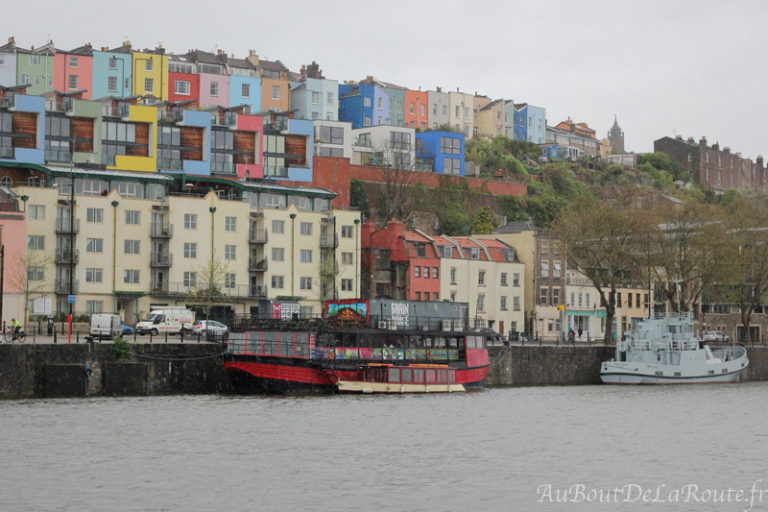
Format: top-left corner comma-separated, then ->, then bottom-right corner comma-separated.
8,36 -> 14,44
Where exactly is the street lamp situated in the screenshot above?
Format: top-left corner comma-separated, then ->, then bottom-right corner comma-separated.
289,213 -> 296,296
353,218 -> 360,297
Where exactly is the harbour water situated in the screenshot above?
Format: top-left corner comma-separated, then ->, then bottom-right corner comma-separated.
1,383 -> 766,512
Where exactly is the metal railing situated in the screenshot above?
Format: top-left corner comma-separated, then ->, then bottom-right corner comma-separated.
54,278 -> 79,293
45,150 -> 73,163
320,234 -> 338,248
150,222 -> 173,238
248,228 -> 268,244
54,248 -> 79,265
55,218 -> 80,234
248,257 -> 269,272
158,158 -> 183,170
150,252 -> 172,267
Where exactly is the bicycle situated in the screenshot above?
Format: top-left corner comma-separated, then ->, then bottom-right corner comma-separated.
3,327 -> 26,343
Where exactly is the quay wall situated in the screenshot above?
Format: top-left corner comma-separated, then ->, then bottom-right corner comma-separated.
1,344 -> 767,398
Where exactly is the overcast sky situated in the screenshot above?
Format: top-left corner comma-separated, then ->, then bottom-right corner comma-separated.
3,0 -> 766,158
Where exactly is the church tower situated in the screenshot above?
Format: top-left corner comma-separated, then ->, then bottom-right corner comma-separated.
607,115 -> 624,153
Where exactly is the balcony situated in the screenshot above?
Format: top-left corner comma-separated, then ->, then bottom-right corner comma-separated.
263,165 -> 288,178
55,218 -> 80,234
0,146 -> 14,159
249,257 -> 269,272
320,234 -> 338,249
45,150 -> 73,164
54,278 -> 79,294
211,162 -> 237,176
158,109 -> 184,123
150,222 -> 173,238
150,252 -> 172,267
264,118 -> 288,132
0,93 -> 16,109
320,261 -> 339,276
248,228 -> 268,244
249,285 -> 268,298
55,248 -> 79,265
157,158 -> 183,170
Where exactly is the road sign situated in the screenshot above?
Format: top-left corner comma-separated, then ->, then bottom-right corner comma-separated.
67,294 -> 76,304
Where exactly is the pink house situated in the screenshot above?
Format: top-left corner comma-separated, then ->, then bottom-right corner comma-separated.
54,45 -> 94,99
0,191 -> 28,324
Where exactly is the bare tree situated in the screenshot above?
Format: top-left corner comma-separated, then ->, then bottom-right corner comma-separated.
9,250 -> 51,328
369,140 -> 426,223
186,257 -> 230,322
554,189 -> 647,342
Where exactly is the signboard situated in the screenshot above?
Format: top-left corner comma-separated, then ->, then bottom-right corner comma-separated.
67,294 -> 77,304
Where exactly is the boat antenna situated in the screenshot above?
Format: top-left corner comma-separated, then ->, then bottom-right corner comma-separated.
671,278 -> 683,314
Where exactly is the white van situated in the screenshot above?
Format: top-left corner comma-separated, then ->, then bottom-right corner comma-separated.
89,314 -> 123,339
136,308 -> 195,336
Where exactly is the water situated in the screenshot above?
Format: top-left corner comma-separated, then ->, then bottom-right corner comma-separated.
1,384 -> 767,512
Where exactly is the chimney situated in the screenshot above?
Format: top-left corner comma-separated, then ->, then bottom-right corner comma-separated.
675,135 -> 683,140
687,137 -> 695,143
757,156 -> 764,168
699,136 -> 707,146
436,86 -> 441,92
8,36 -> 15,44
723,147 -> 730,154
713,143 -> 719,151
246,50 -> 259,67
217,49 -> 224,55
101,46 -> 108,51
123,40 -> 131,46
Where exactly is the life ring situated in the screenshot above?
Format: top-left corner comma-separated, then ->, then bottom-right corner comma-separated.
328,350 -> 335,360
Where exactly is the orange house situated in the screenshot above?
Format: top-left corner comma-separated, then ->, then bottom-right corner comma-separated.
405,89 -> 429,130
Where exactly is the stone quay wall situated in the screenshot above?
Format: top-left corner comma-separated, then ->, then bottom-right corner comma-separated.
1,343 -> 767,398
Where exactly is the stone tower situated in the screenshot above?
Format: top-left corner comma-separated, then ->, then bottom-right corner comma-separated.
607,115 -> 624,153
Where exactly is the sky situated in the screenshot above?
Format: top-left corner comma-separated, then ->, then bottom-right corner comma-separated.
2,0 -> 766,159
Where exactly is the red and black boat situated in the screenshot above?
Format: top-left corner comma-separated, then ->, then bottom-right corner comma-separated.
223,299 -> 490,394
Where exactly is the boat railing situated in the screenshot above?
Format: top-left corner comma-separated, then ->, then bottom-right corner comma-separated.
230,313 -> 481,334
621,337 -> 700,352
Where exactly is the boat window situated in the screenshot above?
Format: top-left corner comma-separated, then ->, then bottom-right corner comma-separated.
401,368 -> 413,383
437,369 -> 447,384
425,369 -> 436,383
413,368 -> 424,383
434,336 -> 446,348
388,367 -> 400,382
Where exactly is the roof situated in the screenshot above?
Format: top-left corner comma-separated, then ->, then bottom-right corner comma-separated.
259,58 -> 288,72
494,221 -> 538,234
186,49 -> 225,66
108,44 -> 132,54
57,44 -> 93,56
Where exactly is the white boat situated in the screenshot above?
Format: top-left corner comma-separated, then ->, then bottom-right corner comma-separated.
600,312 -> 749,384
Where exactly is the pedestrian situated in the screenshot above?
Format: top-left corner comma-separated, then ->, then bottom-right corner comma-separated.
578,327 -> 583,340
569,328 -> 575,342
10,317 -> 21,339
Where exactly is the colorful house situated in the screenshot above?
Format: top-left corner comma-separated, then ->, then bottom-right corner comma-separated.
427,87 -> 450,129
247,52 -> 290,113
362,77 -> 405,128
513,103 -> 547,144
477,99 -> 506,138
186,50 -> 229,109
54,44 -> 94,99
339,81 -> 388,128
208,105 -> 263,179
156,101 -> 211,175
405,88 -> 428,130
15,42 -> 55,96
91,43 -> 133,100
0,37 -> 19,87
167,54 -> 200,107
132,47 -> 169,101
227,56 -> 261,114
415,131 -> 465,175
291,63 -> 338,122
42,90 -> 102,166
0,87 -> 45,164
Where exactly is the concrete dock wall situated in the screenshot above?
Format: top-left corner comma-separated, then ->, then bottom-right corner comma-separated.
1,343 -> 766,398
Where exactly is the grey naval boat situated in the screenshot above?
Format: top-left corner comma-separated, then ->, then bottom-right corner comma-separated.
600,312 -> 748,384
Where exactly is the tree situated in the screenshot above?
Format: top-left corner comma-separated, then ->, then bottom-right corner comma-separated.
350,179 -> 371,220
713,195 -> 768,343
370,141 -> 427,223
9,250 -> 51,327
471,206 -> 498,234
553,189 -> 648,343
186,257 -> 230,322
647,199 -> 724,313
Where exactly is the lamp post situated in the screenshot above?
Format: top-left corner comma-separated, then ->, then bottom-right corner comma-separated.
353,218 -> 360,298
68,164 -> 74,344
289,213 -> 296,296
111,200 -> 119,313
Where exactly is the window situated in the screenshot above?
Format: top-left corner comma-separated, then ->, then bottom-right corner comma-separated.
271,275 -> 284,289
272,220 -> 284,234
513,296 -> 521,311
184,213 -> 197,230
86,301 -> 103,314
341,279 -> 353,291
513,273 -> 520,286
225,216 -> 236,232
450,267 -> 457,284
27,235 -> 45,250
184,242 -> 197,258
124,240 -> 140,254
109,57 -> 118,70
107,76 -> 118,92
86,268 -> 103,283
415,266 -> 421,278
501,296 -> 508,310
300,277 -> 312,290
442,245 -> 452,258
327,92 -> 334,104
300,249 -> 312,263
540,288 -> 548,304
440,137 -> 461,155
477,295 -> 485,312
501,273 -> 508,286
21,74 -> 29,84
470,247 -> 480,259
271,247 -> 284,261
225,245 -> 236,260
414,244 -> 426,257
175,80 -> 190,95
119,182 -> 142,199
478,271 -> 486,286
123,269 -> 140,284
86,238 -> 103,253
272,85 -> 280,100
444,158 -> 461,175
210,81 -> 219,96
364,117 -> 371,126
541,262 -> 549,278
300,222 -> 312,236
342,252 -> 353,265
552,288 -> 560,305
28,266 -> 44,281
432,267 -> 438,279
183,271 -> 196,288
553,262 -> 562,278
363,97 -> 371,107
144,78 -> 154,93
341,225 -> 354,238
225,273 -> 236,289
242,83 -> 250,98
391,131 -> 410,150
28,205 -> 46,219
319,126 -> 344,145
415,292 -> 421,301
312,91 -> 320,104
68,74 -> 79,90
124,210 -> 140,225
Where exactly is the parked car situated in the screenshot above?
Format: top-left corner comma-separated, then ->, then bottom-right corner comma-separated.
703,330 -> 729,343
193,320 -> 229,336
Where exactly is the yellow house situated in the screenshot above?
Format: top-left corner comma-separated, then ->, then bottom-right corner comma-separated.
132,48 -> 169,101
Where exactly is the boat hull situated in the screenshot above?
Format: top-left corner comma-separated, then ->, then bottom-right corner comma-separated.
600,356 -> 748,384
336,381 -> 466,393
600,368 -> 744,384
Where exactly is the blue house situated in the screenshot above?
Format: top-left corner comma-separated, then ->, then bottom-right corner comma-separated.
91,44 -> 133,100
0,90 -> 45,164
339,82 -> 389,128
513,103 -> 546,144
228,57 -> 261,114
415,131 -> 465,176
